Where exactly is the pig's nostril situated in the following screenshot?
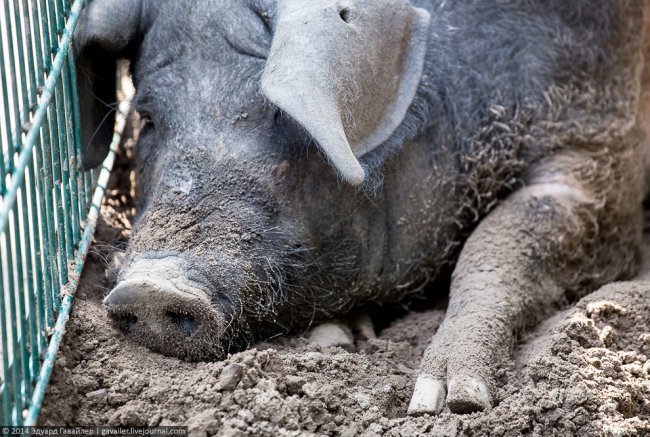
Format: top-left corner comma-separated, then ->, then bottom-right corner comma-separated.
165,309 -> 199,337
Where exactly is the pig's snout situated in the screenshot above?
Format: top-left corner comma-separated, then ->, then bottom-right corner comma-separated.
104,257 -> 224,361
106,281 -> 204,337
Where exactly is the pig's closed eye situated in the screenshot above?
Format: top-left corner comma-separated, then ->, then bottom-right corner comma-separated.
255,8 -> 272,34
134,93 -> 155,128
273,109 -> 287,127
139,112 -> 154,127
138,111 -> 156,136
220,3 -> 272,59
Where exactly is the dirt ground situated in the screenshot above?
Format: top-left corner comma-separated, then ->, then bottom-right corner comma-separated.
37,139 -> 650,436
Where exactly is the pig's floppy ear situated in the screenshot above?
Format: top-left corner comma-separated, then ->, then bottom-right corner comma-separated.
261,0 -> 431,185
74,0 -> 144,169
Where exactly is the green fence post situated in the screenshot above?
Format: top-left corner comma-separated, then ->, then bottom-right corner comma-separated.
0,0 -> 130,424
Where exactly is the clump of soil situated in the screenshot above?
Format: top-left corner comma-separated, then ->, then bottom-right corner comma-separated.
38,140 -> 650,436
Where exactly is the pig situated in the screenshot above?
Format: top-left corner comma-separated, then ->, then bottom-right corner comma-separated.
74,0 -> 649,415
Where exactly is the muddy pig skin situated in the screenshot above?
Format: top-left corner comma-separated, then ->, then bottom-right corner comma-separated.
74,0 -> 649,415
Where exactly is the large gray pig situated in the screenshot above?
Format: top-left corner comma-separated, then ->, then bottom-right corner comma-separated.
75,0 -> 649,415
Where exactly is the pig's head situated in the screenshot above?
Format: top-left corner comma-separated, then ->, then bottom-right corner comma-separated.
76,0 -> 432,360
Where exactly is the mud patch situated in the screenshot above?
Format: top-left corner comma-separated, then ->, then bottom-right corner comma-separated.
38,145 -> 650,436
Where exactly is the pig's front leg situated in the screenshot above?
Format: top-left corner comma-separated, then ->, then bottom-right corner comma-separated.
408,157 -> 642,415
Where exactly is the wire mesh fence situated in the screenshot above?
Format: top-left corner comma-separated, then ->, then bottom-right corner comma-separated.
0,0 -> 124,425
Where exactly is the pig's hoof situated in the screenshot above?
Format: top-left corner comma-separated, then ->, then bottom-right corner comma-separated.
406,374 -> 446,416
407,324 -> 497,415
407,372 -> 490,415
308,320 -> 354,351
446,374 -> 491,413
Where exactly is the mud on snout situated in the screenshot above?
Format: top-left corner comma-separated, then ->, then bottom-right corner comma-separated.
103,256 -> 226,361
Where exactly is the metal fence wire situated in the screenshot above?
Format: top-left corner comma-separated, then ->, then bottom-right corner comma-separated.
0,0 -> 125,425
